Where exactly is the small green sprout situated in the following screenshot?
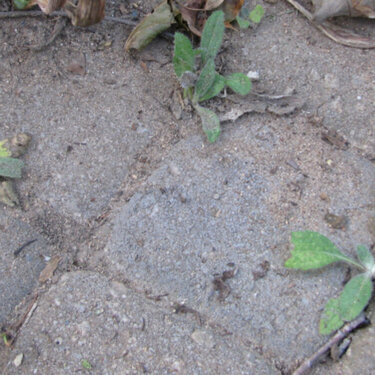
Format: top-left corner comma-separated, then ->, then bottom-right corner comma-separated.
13,0 -> 33,10
236,4 -> 265,29
173,10 -> 252,142
285,231 -> 374,335
82,359 -> 92,370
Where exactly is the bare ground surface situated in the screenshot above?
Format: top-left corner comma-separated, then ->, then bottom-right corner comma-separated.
0,0 -> 374,374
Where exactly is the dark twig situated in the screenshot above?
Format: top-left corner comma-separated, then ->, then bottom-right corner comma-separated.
14,238 -> 37,257
0,10 -> 66,18
292,313 -> 370,375
0,10 -> 137,26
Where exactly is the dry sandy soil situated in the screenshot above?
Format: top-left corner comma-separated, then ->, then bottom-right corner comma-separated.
0,0 -> 374,374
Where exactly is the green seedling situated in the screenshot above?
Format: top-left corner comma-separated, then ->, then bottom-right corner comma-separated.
13,0 -> 33,10
0,142 -> 23,179
236,4 -> 265,29
173,10 -> 252,142
285,231 -> 375,335
81,359 -> 92,370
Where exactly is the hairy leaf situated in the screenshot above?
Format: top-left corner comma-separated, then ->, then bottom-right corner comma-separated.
356,245 -> 375,271
200,11 -> 225,65
236,15 -> 251,29
226,73 -> 252,95
194,105 -> 221,143
0,141 -> 11,158
249,4 -> 265,24
173,32 -> 195,78
13,0 -> 32,9
198,73 -> 226,102
194,59 -> 216,101
319,298 -> 344,335
339,273 -> 373,321
125,0 -> 175,51
0,157 -> 24,179
285,231 -> 354,270
81,360 -> 92,370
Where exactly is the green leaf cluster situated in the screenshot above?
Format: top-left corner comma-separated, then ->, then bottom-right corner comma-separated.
173,10 -> 252,142
285,231 -> 374,335
236,4 -> 265,30
13,0 -> 32,10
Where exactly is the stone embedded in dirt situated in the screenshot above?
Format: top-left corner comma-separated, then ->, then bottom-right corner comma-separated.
13,353 -> 23,368
324,213 -> 348,230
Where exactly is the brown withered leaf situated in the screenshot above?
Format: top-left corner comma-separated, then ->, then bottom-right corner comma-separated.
312,0 -> 375,23
286,0 -> 375,48
28,0 -> 68,14
176,0 -> 207,36
205,0 -> 224,10
125,0 -> 175,51
64,0 -> 105,27
39,255 -> 61,283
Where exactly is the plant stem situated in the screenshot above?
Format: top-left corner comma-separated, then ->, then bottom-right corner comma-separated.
292,312 -> 369,375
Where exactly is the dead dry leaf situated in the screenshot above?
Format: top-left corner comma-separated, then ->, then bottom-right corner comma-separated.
286,0 -> 375,48
39,255 -> 61,283
220,91 -> 304,122
125,0 -> 175,51
205,0 -> 224,10
64,0 -> 105,27
312,0 -> 375,23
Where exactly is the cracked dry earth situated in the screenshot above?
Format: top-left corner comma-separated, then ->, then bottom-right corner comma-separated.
0,0 -> 374,374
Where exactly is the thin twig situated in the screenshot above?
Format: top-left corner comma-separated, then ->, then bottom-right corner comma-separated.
14,238 -> 37,257
0,10 -> 137,26
0,10 -> 65,18
292,313 -> 370,375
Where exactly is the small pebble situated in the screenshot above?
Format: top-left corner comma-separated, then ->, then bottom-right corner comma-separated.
13,353 -> 23,367
191,330 -> 215,349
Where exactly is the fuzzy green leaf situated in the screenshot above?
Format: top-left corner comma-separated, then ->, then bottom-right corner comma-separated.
13,0 -> 31,9
81,359 -> 92,370
0,141 -> 11,158
173,32 -> 195,78
200,11 -> 225,65
236,16 -> 251,29
249,5 -> 265,24
339,273 -> 372,321
125,0 -> 175,51
198,73 -> 225,102
319,298 -> 344,335
194,105 -> 221,143
285,231 -> 354,270
0,157 -> 24,179
356,245 -> 375,271
194,59 -> 216,101
225,73 -> 252,95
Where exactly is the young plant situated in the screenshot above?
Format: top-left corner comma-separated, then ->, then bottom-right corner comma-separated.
173,10 -> 252,142
285,231 -> 375,335
236,4 -> 265,29
0,142 -> 24,179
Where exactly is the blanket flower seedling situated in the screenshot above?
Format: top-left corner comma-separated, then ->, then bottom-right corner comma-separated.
236,4 -> 265,29
285,231 -> 375,335
173,10 -> 252,142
